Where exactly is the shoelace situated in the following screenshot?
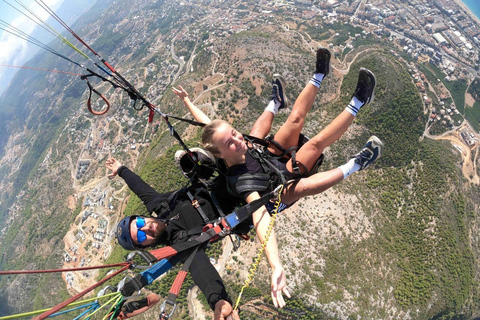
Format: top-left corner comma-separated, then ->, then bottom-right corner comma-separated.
270,84 -> 280,101
356,149 -> 373,165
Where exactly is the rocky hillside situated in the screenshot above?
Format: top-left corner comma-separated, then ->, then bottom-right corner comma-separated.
0,0 -> 479,319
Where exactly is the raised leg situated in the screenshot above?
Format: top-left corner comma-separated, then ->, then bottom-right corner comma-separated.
268,47 -> 331,154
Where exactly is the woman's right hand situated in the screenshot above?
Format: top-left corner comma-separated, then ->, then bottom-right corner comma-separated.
172,85 -> 188,101
105,158 -> 122,178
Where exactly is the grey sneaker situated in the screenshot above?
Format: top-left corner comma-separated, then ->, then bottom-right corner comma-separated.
314,47 -> 331,76
352,68 -> 376,105
353,136 -> 383,170
271,74 -> 288,110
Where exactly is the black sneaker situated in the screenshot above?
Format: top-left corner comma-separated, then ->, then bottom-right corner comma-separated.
271,74 -> 288,110
352,68 -> 376,105
314,47 -> 331,76
352,136 -> 383,170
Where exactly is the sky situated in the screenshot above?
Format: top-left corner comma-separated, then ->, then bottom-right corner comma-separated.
0,0 -> 66,95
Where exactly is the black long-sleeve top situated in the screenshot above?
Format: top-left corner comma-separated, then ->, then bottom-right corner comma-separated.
117,166 -> 231,310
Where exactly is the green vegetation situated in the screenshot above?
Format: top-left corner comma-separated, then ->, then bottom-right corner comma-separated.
465,101 -> 480,132
468,78 -> 480,101
424,63 -> 467,114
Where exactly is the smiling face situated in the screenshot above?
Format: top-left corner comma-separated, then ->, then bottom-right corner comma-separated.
211,121 -> 248,161
130,217 -> 166,247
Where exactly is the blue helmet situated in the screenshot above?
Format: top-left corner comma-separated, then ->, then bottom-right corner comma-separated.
115,216 -> 140,251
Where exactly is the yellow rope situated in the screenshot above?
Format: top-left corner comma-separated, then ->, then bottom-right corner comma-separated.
102,293 -> 124,320
233,185 -> 284,311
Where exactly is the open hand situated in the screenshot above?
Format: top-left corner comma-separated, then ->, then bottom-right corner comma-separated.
172,85 -> 188,101
105,158 -> 122,178
271,266 -> 291,308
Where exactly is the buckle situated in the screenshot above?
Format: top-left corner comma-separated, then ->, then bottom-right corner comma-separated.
117,276 -> 141,299
192,199 -> 200,208
126,251 -> 155,269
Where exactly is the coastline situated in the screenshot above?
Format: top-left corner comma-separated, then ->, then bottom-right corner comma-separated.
453,0 -> 480,27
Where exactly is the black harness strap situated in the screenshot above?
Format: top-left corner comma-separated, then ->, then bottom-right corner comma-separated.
186,190 -> 210,223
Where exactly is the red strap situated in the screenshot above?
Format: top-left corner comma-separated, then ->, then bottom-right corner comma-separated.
32,264 -> 130,320
148,246 -> 178,261
170,270 -> 188,296
102,60 -> 116,73
148,109 -> 155,122
87,91 -> 111,115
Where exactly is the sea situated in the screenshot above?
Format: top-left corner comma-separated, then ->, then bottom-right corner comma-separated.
461,0 -> 480,21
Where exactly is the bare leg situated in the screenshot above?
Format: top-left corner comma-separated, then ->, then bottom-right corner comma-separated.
286,110 -> 354,173
284,67 -> 377,174
268,83 -> 319,154
249,110 -> 274,139
282,134 -> 384,204
249,75 -> 288,139
281,168 -> 344,204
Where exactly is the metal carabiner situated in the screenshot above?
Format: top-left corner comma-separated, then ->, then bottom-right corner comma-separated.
116,276 -> 141,299
126,251 -> 154,270
230,234 -> 242,251
97,285 -> 116,297
273,184 -> 284,199
158,300 -> 176,320
95,285 -> 117,304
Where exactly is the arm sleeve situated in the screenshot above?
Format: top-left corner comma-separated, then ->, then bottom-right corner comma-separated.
117,166 -> 169,214
188,250 -> 231,310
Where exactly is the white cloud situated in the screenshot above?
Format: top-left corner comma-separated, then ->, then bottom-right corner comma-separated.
0,0 -> 65,90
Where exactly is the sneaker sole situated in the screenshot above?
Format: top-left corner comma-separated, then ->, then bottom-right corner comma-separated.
273,74 -> 288,109
359,67 -> 376,104
316,47 -> 331,76
366,135 -> 383,161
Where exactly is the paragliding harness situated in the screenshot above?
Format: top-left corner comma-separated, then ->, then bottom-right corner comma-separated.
221,133 -> 324,200
115,186 -> 281,319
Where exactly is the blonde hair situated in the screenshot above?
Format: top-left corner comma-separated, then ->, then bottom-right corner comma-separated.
202,119 -> 229,155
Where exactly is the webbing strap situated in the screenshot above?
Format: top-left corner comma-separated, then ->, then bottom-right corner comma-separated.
186,190 -> 210,223
164,191 -> 275,258
85,79 -> 110,115
118,294 -> 160,319
168,246 -> 198,301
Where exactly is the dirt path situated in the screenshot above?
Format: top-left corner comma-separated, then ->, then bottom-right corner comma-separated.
435,133 -> 479,184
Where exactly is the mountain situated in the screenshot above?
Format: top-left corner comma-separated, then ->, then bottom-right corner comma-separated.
0,0 -> 479,319
0,0 -> 98,96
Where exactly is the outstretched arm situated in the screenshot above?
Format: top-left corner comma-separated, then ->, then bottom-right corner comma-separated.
246,192 -> 291,308
173,85 -> 212,124
105,158 -> 167,215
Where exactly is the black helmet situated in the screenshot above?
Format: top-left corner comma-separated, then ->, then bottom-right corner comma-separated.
115,216 -> 140,250
175,147 -> 216,180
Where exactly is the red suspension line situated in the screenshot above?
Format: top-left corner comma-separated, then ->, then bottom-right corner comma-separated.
32,263 -> 131,320
0,64 -> 82,76
0,262 -> 130,275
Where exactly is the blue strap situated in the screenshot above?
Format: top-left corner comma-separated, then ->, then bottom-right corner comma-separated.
140,258 -> 173,285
